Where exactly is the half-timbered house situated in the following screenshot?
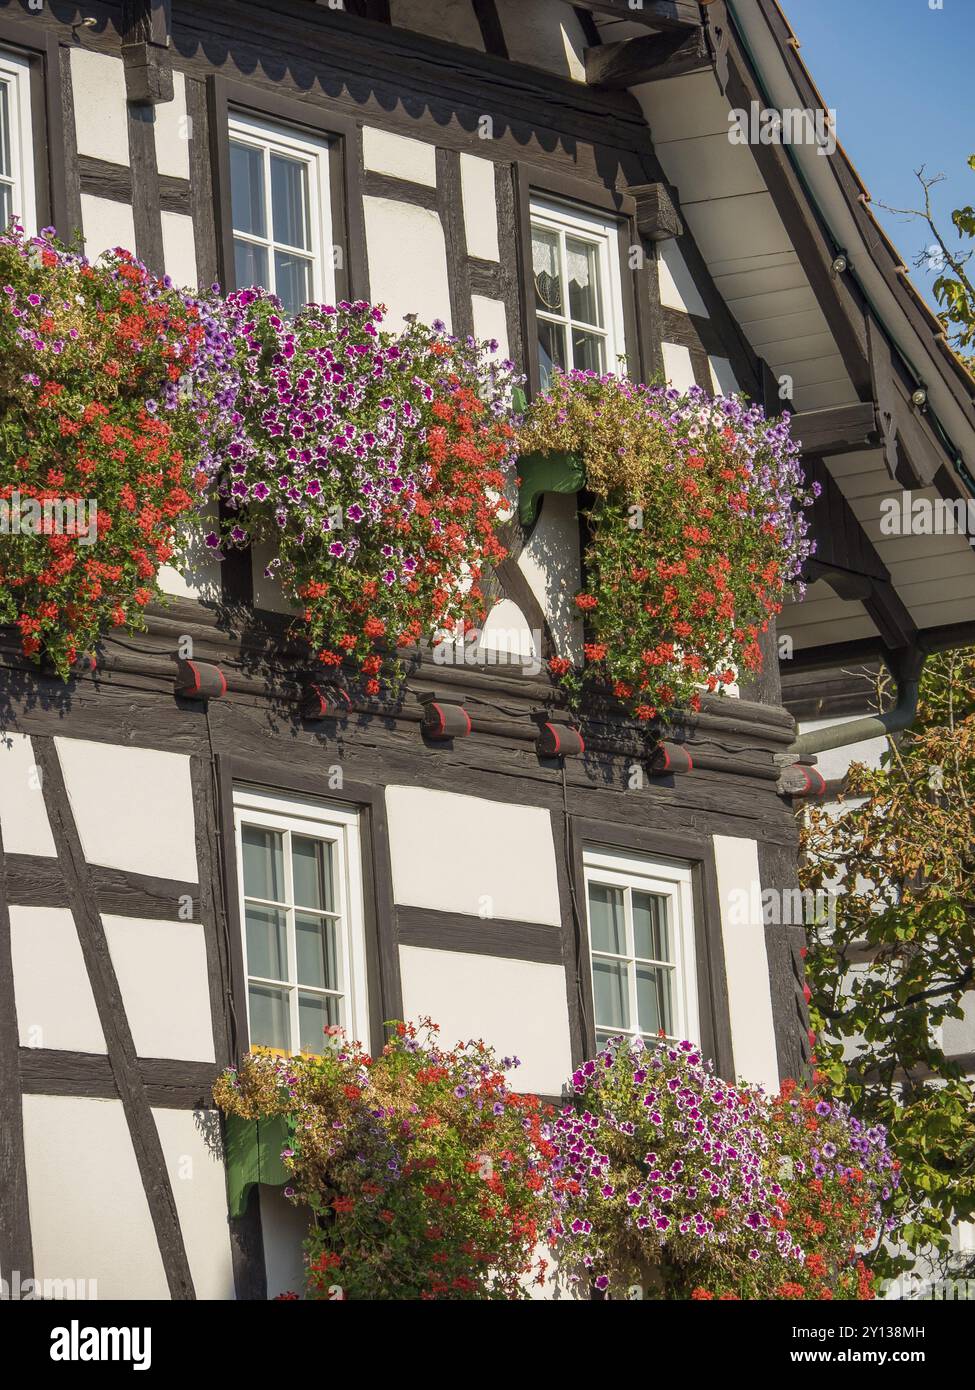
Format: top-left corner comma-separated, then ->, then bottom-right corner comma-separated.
0,0 -> 973,1299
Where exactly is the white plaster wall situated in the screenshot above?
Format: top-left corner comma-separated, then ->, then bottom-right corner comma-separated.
161,210 -> 198,290
80,194 -> 136,264
516,490 -> 583,662
494,0 -> 587,81
153,70 -> 191,180
385,786 -> 561,925
260,1188 -> 311,1299
661,340 -> 698,393
709,355 -> 739,397
0,732 -> 55,856
389,0 -> 486,52
55,739 -> 199,882
796,719 -> 887,783
362,126 -> 436,186
478,597 -> 536,663
10,906 -> 106,1054
152,1107 -> 236,1300
471,293 -> 509,358
713,834 -> 780,1094
460,153 -> 500,261
657,239 -> 708,317
251,539 -> 299,615
70,49 -> 128,165
103,915 -> 215,1062
157,494 -> 222,601
399,945 -> 573,1095
22,1094 -> 170,1300
363,197 -> 451,331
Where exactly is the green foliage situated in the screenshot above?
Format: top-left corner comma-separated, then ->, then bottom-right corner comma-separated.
801,649 -> 975,1280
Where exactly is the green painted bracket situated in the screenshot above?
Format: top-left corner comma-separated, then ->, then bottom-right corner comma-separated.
224,1112 -> 291,1218
517,450 -> 587,527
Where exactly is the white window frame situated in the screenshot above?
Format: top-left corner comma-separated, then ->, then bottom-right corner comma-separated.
0,49 -> 37,237
233,786 -> 370,1055
529,196 -> 627,381
228,111 -> 335,310
583,845 -> 699,1049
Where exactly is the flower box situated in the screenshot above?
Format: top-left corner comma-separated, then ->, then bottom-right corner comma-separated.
223,1111 -> 291,1218
516,449 -> 586,527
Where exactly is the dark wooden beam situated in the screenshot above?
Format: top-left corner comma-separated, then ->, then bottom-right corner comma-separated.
571,0 -> 702,30
585,25 -> 710,88
790,401 -> 878,456
121,0 -> 174,105
396,906 -> 563,966
630,181 -> 683,241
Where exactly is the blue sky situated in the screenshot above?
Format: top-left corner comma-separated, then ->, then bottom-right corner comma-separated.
783,0 -> 973,309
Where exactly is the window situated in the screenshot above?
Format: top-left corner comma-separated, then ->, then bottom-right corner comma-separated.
530,198 -> 625,388
0,50 -> 36,235
583,847 -> 699,1051
233,787 -> 369,1054
228,112 -> 334,316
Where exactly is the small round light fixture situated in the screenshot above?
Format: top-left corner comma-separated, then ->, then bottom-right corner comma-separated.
911,387 -> 928,408
830,253 -> 848,275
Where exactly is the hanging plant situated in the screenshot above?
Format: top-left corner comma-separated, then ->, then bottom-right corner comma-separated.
545,1037 -> 900,1300
212,1019 -> 554,1300
195,292 -> 520,695
517,371 -> 819,721
0,225 -> 209,677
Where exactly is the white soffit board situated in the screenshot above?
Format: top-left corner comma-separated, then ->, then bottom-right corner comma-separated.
362,126 -> 437,186
398,945 -> 573,1096
22,1094 -> 170,1300
385,785 -> 561,925
712,835 -> 779,1094
0,731 -> 55,855
363,197 -> 451,332
10,906 -> 106,1054
70,49 -> 128,165
55,739 -> 198,882
103,915 -> 215,1063
152,1108 -> 236,1299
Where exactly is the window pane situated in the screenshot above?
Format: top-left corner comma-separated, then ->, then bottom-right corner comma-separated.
537,318 -> 566,391
532,225 -> 562,314
273,251 -> 312,315
637,964 -> 674,1037
634,892 -> 672,962
296,911 -> 339,990
571,327 -> 605,375
0,83 -> 10,181
299,991 -> 341,1053
242,825 -> 284,901
230,141 -> 266,237
566,236 -> 603,327
234,237 -> 268,291
249,983 -> 289,1050
271,153 -> 310,249
0,183 -> 11,233
588,883 -> 625,955
245,904 -> 287,982
292,836 -> 334,912
593,958 -> 630,1031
